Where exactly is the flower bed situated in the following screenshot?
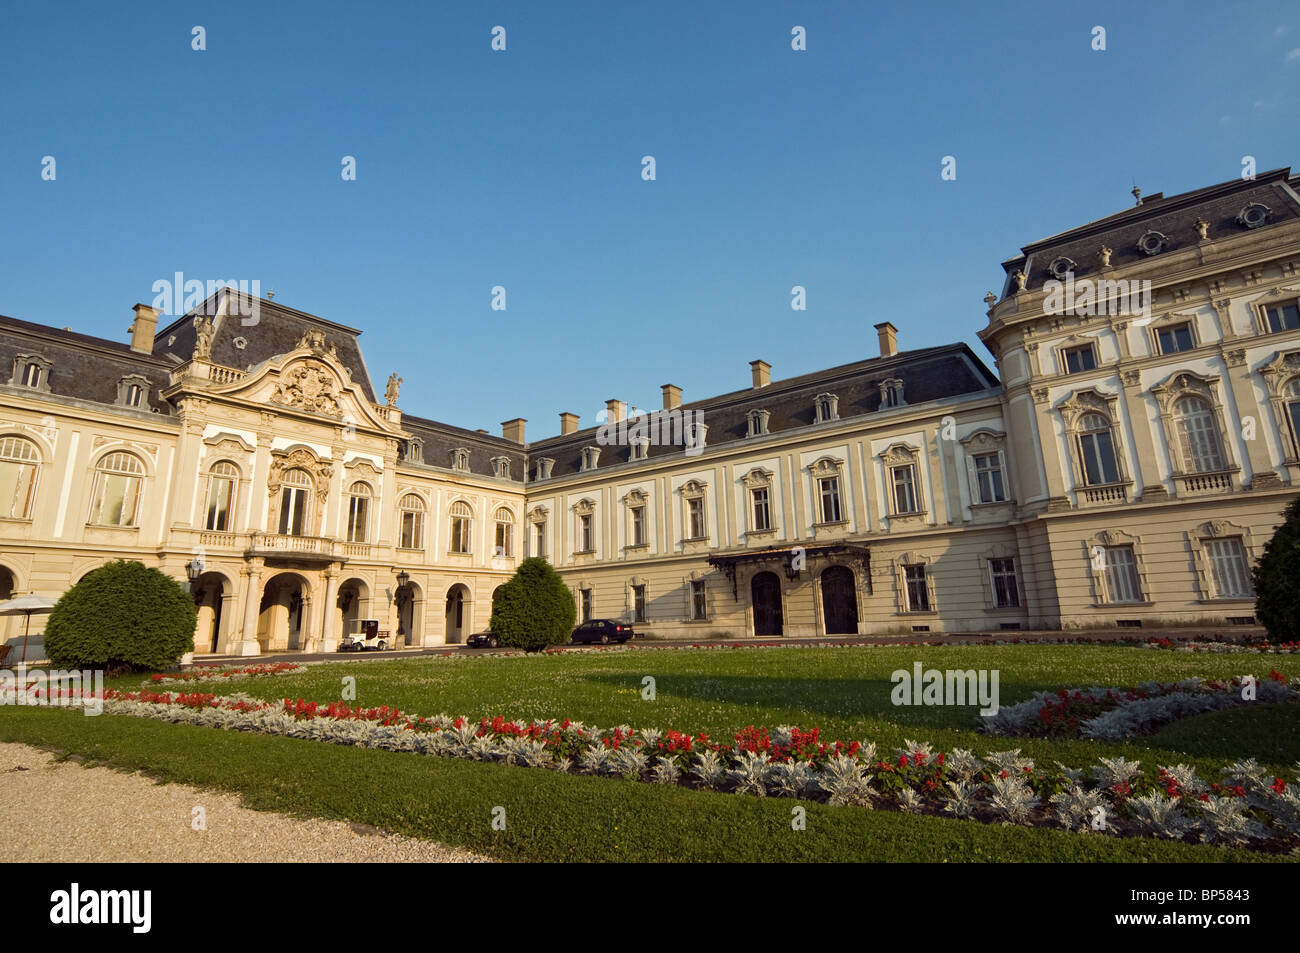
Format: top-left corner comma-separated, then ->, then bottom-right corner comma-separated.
149,662 -> 308,685
47,686 -> 1300,852
980,673 -> 1298,740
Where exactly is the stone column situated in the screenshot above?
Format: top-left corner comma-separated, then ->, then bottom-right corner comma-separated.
319,563 -> 341,653
1118,368 -> 1167,500
1028,387 -> 1072,510
234,558 -> 264,656
1223,346 -> 1282,489
216,591 -> 236,653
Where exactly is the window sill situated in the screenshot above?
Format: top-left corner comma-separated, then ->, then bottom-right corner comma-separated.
445,550 -> 472,557
624,542 -> 649,550
897,609 -> 938,617
813,519 -> 849,528
1197,596 -> 1256,604
745,528 -> 777,538
573,548 -> 596,556
396,546 -> 424,553
682,536 -> 710,543
1090,600 -> 1155,609
970,499 -> 1013,509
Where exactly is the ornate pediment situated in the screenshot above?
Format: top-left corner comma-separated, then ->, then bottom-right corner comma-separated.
681,479 -> 707,496
958,428 -> 1006,454
877,444 -> 917,468
269,360 -> 344,418
808,456 -> 844,477
573,498 -> 596,515
1259,349 -> 1300,394
268,446 -> 332,502
741,467 -> 773,489
623,488 -> 649,505
1056,388 -> 1115,425
344,458 -> 382,480
202,431 -> 255,453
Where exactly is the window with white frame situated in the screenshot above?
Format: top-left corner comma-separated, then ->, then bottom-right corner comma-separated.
1156,322 -> 1195,354
580,447 -> 600,471
494,506 -> 514,557
972,453 -> 1006,503
579,587 -> 593,622
1102,545 -> 1143,603
904,564 -> 930,611
204,461 -> 238,532
687,497 -> 705,539
532,517 -> 547,558
813,393 -> 839,423
0,436 -> 40,520
491,456 -> 510,479
346,482 -> 371,543
629,437 -> 649,462
880,378 -> 905,408
746,409 -> 770,437
21,362 -> 42,388
1076,412 -> 1121,485
817,476 -> 843,523
751,485 -> 771,532
690,579 -> 707,619
1062,343 -> 1098,374
90,452 -> 145,527
277,468 -> 312,536
630,504 -> 646,546
1204,537 -> 1253,598
988,557 -> 1019,608
891,464 -> 919,514
1172,396 -> 1227,472
125,383 -> 144,407
1286,379 -> 1300,458
451,448 -> 470,471
578,512 -> 594,552
449,501 -> 472,553
535,457 -> 554,480
1264,300 -> 1300,333
398,493 -> 425,549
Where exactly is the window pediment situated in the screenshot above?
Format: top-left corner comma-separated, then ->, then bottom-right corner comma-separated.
742,467 -> 773,489
1056,388 -> 1117,426
876,444 -> 917,468
203,431 -> 255,453
958,429 -> 1006,454
808,456 -> 844,477
573,497 -> 596,515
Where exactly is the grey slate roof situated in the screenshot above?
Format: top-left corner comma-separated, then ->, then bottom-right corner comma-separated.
1000,167 -> 1300,295
400,413 -> 527,481
526,343 -> 1000,479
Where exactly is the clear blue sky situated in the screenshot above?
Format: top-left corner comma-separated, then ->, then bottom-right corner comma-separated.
2,1 -> 1297,438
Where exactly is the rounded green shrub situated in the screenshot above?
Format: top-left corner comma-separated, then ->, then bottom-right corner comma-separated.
489,557 -> 577,652
1253,495 -> 1300,644
44,560 -> 198,671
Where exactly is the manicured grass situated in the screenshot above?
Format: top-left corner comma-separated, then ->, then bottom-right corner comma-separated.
0,706 -> 1286,863
149,644 -> 1300,777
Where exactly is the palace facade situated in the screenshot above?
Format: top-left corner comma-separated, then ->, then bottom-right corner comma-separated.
3,167 -> 1300,655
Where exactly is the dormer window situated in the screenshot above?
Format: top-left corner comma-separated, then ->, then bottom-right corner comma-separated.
814,393 -> 839,424
402,437 -> 425,464
115,374 -> 152,411
580,446 -> 601,471
535,457 -> 555,480
10,354 -> 52,392
746,409 -> 771,437
629,437 -> 650,462
491,456 -> 510,479
879,378 -> 905,409
451,448 -> 470,471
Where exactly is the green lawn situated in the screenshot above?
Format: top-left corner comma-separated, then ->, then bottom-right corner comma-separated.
3,643 -> 1296,862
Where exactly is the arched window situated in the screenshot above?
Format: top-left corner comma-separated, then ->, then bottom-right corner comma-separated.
1076,413 -> 1119,486
449,500 -> 472,554
0,436 -> 40,520
277,468 -> 312,536
126,383 -> 143,407
347,482 -> 372,543
21,362 -> 42,388
398,493 -> 425,549
494,506 -> 514,557
204,461 -> 239,532
90,452 -> 144,526
1172,396 -> 1226,473
1285,379 -> 1300,458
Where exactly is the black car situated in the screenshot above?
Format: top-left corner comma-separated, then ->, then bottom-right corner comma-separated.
571,619 -> 635,645
466,631 -> 499,648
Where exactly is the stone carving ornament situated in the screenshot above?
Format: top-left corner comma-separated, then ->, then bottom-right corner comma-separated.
270,361 -> 342,417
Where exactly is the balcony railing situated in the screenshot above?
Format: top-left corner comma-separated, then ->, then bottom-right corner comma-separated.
1079,482 -> 1129,505
208,364 -> 247,385
1176,469 -> 1236,496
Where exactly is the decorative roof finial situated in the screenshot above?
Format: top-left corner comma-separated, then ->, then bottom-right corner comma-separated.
1131,184 -> 1142,206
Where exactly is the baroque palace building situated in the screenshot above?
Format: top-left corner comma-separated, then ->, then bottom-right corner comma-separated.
3,167 -> 1300,655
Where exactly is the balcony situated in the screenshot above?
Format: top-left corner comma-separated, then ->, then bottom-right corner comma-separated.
1078,482 -> 1130,506
1175,469 -> 1236,497
246,532 -> 338,565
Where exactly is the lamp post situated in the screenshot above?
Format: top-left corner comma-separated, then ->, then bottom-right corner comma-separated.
186,557 -> 204,591
395,570 -> 410,637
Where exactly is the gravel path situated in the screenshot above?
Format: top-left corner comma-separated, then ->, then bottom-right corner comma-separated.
0,742 -> 494,863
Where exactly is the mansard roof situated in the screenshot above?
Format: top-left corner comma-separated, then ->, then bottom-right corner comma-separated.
999,167 -> 1300,295
525,342 -> 1000,479
400,413 -> 527,482
0,313 -> 174,413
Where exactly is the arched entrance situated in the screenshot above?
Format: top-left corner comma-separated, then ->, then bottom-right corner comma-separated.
398,579 -> 423,646
258,572 -> 312,652
445,584 -> 471,644
751,571 -> 783,636
0,565 -> 15,651
192,571 -> 234,654
336,578 -> 370,646
820,565 -> 859,635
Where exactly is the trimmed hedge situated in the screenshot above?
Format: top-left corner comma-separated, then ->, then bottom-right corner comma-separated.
1254,495 -> 1300,644
43,560 -> 197,671
489,557 -> 577,652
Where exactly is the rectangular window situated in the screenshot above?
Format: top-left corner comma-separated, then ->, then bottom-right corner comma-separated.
1103,546 -> 1142,603
346,496 -> 368,543
534,521 -> 546,558
1205,537 -> 1253,598
1063,345 -> 1097,374
205,477 -> 234,532
818,477 -> 842,523
891,465 -> 918,514
579,513 -> 593,551
1265,302 -> 1300,333
751,486 -> 771,531
580,588 -> 593,623
631,505 -> 645,546
278,486 -> 307,536
495,521 -> 512,557
904,564 -> 930,612
989,558 -> 1019,608
633,584 -> 647,623
690,580 -> 707,620
973,453 -> 1006,503
94,474 -> 141,527
1156,322 -> 1195,354
687,498 -> 705,539
399,511 -> 423,549
1079,430 -> 1120,485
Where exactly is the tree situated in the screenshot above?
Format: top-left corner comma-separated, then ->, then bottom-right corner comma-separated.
489,557 -> 577,652
1253,496 -> 1300,644
44,560 -> 198,671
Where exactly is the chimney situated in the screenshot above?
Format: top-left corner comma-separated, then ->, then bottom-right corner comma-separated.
501,418 -> 526,443
750,359 -> 771,388
661,383 -> 681,410
130,303 -> 159,354
604,399 -> 625,423
874,321 -> 898,358
475,429 -> 489,435
559,412 -> 579,435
